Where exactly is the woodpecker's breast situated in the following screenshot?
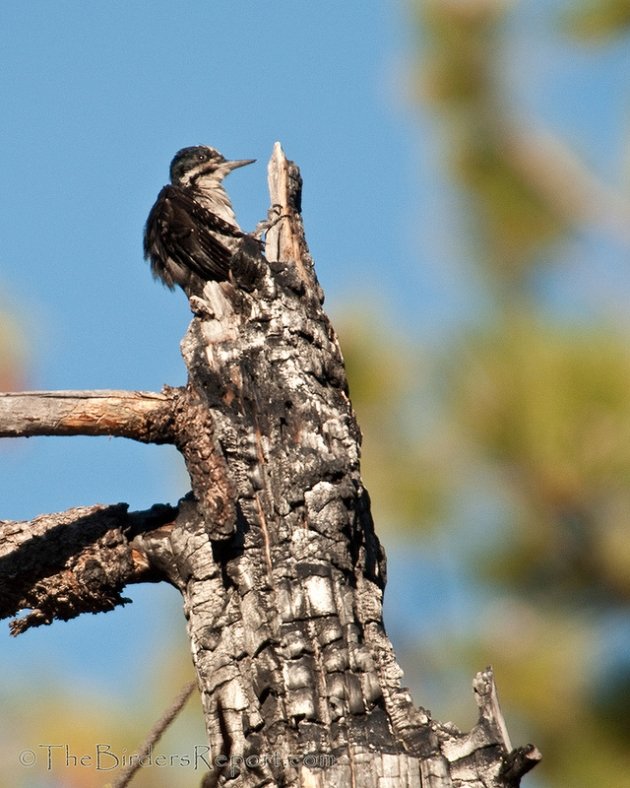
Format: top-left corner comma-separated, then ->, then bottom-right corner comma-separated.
192,184 -> 240,229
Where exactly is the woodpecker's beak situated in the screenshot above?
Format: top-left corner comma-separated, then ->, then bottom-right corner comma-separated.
225,158 -> 256,172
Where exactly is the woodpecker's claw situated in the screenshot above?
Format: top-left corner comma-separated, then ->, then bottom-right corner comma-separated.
253,204 -> 290,240
189,295 -> 214,318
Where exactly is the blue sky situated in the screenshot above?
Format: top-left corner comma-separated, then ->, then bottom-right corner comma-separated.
0,3 -> 629,784
0,3 -> 424,514
0,0 -> 438,755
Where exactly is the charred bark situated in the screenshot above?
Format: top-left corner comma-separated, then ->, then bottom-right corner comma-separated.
0,503 -> 177,634
0,143 -> 539,786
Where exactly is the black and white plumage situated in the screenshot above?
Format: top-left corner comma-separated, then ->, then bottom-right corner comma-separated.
144,146 -> 264,295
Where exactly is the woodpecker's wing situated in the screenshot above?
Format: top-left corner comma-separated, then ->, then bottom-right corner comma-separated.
144,185 -> 244,287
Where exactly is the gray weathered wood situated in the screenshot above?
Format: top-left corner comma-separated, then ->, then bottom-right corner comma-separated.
0,389 -> 176,442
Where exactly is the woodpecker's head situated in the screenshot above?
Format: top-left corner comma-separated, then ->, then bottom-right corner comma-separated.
169,146 -> 255,189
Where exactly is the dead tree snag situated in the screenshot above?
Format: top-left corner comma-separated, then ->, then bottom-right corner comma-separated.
0,143 -> 540,786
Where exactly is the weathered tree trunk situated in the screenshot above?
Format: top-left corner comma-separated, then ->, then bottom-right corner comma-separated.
0,144 -> 539,786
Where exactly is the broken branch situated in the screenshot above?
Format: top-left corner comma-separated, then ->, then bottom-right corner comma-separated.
0,389 -> 179,443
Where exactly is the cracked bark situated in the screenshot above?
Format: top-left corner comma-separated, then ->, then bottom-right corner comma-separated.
0,143 -> 540,786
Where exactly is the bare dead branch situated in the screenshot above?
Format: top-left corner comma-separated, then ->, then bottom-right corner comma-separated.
110,679 -> 197,788
0,502 -> 177,634
0,389 -> 180,443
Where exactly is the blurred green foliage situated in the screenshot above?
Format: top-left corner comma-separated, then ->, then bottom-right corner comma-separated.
453,317 -> 630,602
415,0 -> 571,286
339,312 -> 448,533
567,0 -> 630,39
342,1 -> 630,786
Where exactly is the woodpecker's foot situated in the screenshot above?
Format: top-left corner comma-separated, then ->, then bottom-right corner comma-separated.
188,295 -> 214,318
253,204 -> 289,240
